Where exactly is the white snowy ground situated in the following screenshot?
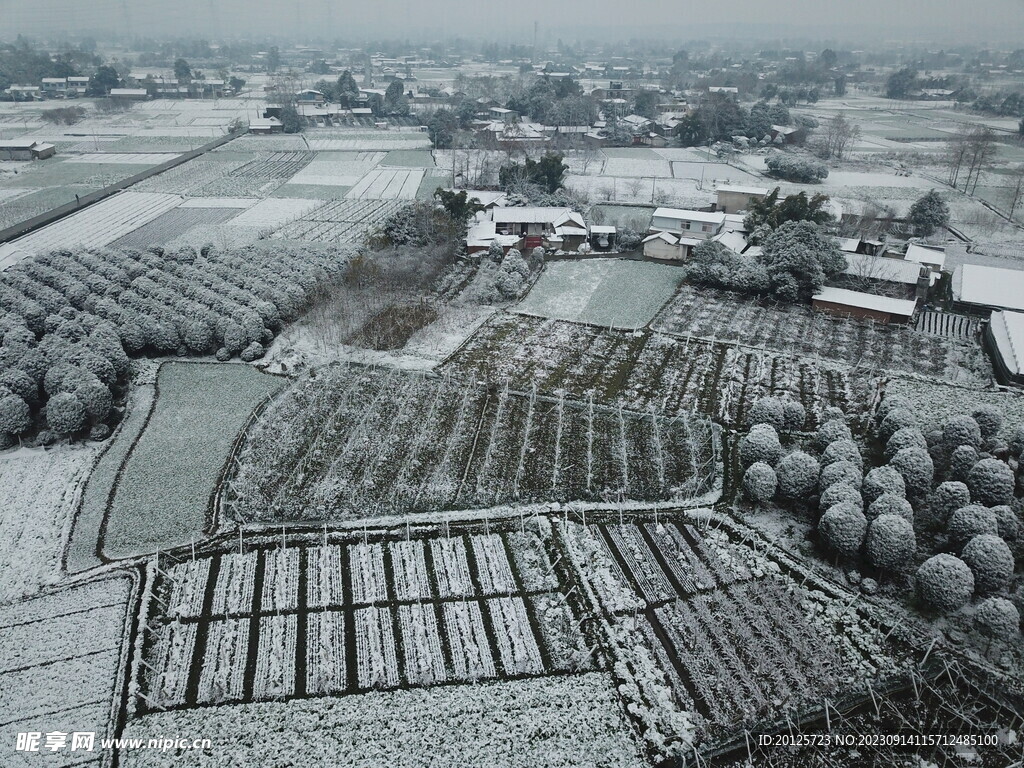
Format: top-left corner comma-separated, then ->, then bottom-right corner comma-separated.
515,259 -> 684,329
118,673 -> 646,768
0,446 -> 96,603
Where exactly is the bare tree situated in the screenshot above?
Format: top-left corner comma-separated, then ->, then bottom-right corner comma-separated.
817,112 -> 861,160
949,126 -> 996,195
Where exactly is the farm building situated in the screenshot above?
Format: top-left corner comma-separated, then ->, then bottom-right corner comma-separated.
812,286 -> 918,324
0,139 -> 56,161
838,253 -> 927,299
295,89 -> 326,104
986,310 -> 1024,386
590,225 -> 617,251
642,231 -> 703,260
951,264 -> 1024,315
464,220 -> 521,255
649,208 -> 725,239
249,117 -> 284,134
454,190 -> 508,210
715,185 -> 768,214
904,242 -> 946,284
109,88 -> 149,100
490,207 -> 587,251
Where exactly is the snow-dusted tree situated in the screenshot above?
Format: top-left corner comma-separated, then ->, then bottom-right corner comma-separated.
530,246 -> 545,267
0,394 -> 31,435
907,190 -> 950,236
46,391 -> 86,435
862,466 -> 906,504
776,451 -> 820,500
866,514 -> 916,572
739,423 -> 784,468
486,241 -> 504,262
73,379 -> 112,423
500,249 -> 531,279
1009,425 -> 1024,459
0,368 -> 37,404
947,445 -> 979,483
941,415 -> 982,454
747,396 -> 787,431
890,447 -> 934,497
948,505 -> 999,548
916,554 -> 975,613
822,439 -> 863,470
884,427 -> 928,462
876,395 -> 913,424
928,481 -> 971,526
974,597 -> 1020,643
961,534 -> 1014,593
990,505 -> 1019,541
743,462 -> 777,504
215,347 -> 231,362
819,460 -> 862,491
494,269 -> 526,298
819,483 -> 864,513
220,320 -> 247,355
822,406 -> 846,423
240,342 -> 265,362
781,399 -> 806,432
183,319 -> 214,354
967,458 -> 1015,507
879,408 -> 917,442
818,501 -> 867,558
971,406 -> 1002,441
43,363 -> 82,396
814,418 -> 852,451
867,493 -> 914,523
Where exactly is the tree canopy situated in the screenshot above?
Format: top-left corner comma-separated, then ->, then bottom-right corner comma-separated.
744,188 -> 834,232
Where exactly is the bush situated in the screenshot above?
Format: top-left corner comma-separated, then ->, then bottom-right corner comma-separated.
781,399 -> 806,432
1009,425 -> 1024,459
0,394 -> 32,435
46,391 -> 86,435
776,451 -> 820,500
822,439 -> 862,470
739,423 -> 784,468
73,379 -> 112,423
819,460 -> 862,491
879,408 -> 917,442
884,427 -> 927,462
818,502 -> 867,558
765,153 -> 828,183
990,505 -> 1019,541
88,423 -> 111,441
0,368 -> 37,404
942,415 -> 982,454
867,493 -> 914,523
948,505 -> 999,547
215,347 -> 231,362
967,458 -> 1015,507
890,448 -> 934,497
747,396 -> 787,431
876,395 -> 913,424
974,597 -> 1020,642
819,483 -> 863,513
862,466 -> 906,504
972,406 -> 1002,441
961,534 -> 1014,593
866,514 -> 916,572
814,418 -> 852,451
743,462 -> 777,503
928,481 -> 971,526
947,445 -> 979,483
240,342 -> 266,362
916,554 -> 975,613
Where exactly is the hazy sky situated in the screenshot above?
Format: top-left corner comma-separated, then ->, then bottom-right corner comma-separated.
4,0 -> 1023,44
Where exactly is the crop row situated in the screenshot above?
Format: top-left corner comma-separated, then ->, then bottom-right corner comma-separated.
229,365 -> 718,522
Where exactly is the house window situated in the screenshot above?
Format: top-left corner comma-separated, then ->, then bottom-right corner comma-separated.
701,223 -> 713,233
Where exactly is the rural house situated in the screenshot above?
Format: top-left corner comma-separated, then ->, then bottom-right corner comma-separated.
986,310 -> 1024,386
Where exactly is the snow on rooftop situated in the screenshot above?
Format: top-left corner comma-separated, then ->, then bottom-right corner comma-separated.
905,242 -> 946,269
491,207 -> 573,224
716,185 -> 769,196
952,264 -> 1024,312
652,207 -> 725,224
842,254 -> 922,285
813,286 -> 918,317
643,231 -> 678,244
990,310 -> 1024,376
712,230 -> 748,254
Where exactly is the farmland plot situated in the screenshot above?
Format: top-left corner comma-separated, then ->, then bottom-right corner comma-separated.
517,259 -> 683,329
0,573 -> 136,767
560,517 -> 911,754
346,168 -> 425,199
134,156 -> 251,195
228,365 -> 717,523
443,313 -> 852,428
197,152 -> 315,197
655,285 -> 989,385
136,521 -> 591,712
108,206 -> 239,250
276,199 -> 406,243
0,192 -> 182,266
285,152 -> 385,186
226,197 -> 324,230
120,673 -> 645,768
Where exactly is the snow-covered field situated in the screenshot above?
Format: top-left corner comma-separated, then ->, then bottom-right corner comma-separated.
0,573 -> 136,766
227,197 -> 324,229
102,363 -> 284,559
0,192 -> 182,267
120,672 -> 645,768
0,447 -> 95,603
516,259 -> 684,329
345,168 -> 425,199
276,199 -> 405,243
